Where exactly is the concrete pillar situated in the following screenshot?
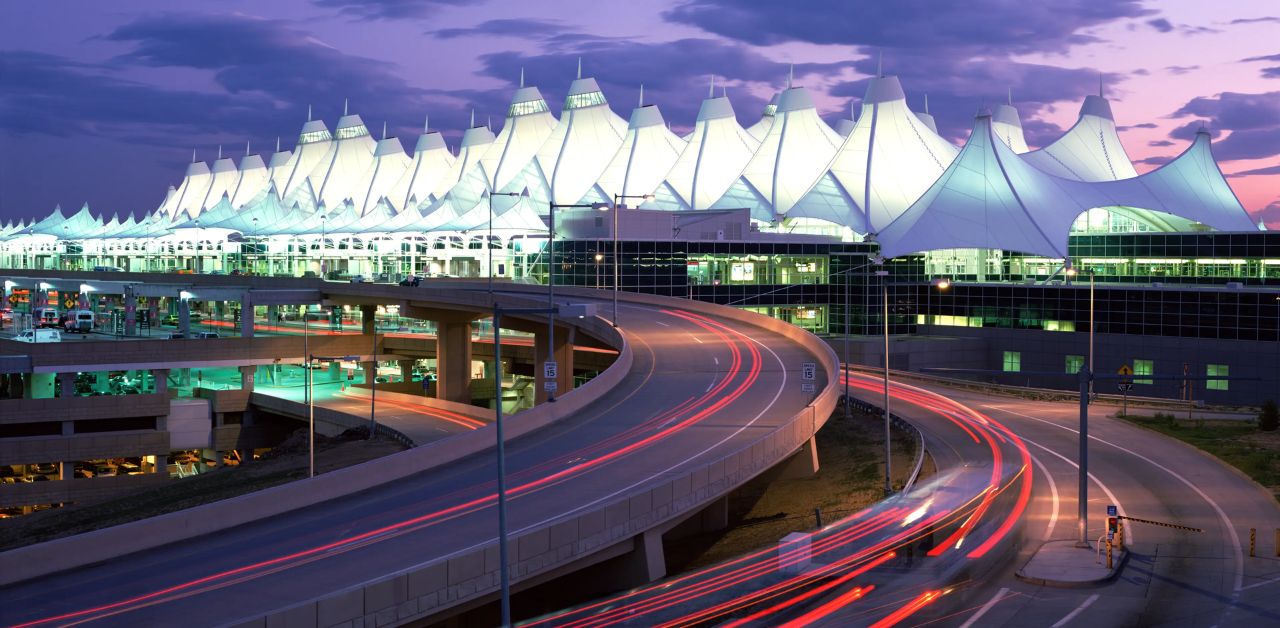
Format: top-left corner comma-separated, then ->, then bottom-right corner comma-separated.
179,368 -> 191,387
362,361 -> 376,385
399,360 -> 415,381
328,361 -> 343,383
62,421 -> 74,436
239,293 -> 254,338
361,304 -> 376,335
124,287 -> 137,336
27,373 -> 55,399
238,365 -> 255,392
148,297 -> 160,332
534,325 -> 575,404
178,299 -> 191,336
779,436 -> 821,479
616,529 -> 667,586
436,320 -> 473,404
94,372 -> 110,393
153,369 -> 169,396
9,373 -> 26,398
58,372 -> 76,398
266,304 -> 279,328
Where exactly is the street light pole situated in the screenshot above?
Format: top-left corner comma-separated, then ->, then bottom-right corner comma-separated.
843,257 -> 851,419
547,204 -> 557,403
305,313 -> 314,478
876,266 -> 892,496
1077,364 -> 1091,547
493,305 -> 512,627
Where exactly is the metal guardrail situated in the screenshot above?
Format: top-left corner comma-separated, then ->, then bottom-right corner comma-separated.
843,395 -> 928,492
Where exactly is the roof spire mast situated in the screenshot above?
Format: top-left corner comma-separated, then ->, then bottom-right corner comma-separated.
576,57 -> 582,79
470,109 -> 475,128
192,148 -> 197,163
709,74 -> 715,98
1099,73 -> 1104,98
245,140 -> 251,156
276,136 -> 281,152
424,114 -> 429,132
307,105 -> 312,121
924,93 -> 930,114
217,145 -> 222,160
787,63 -> 794,88
638,83 -> 644,107
877,51 -> 883,77
343,98 -> 349,116
519,67 -> 525,88
382,121 -> 387,140
1008,87 -> 1013,106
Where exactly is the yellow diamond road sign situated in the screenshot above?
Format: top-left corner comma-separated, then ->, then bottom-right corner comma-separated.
1118,364 -> 1133,376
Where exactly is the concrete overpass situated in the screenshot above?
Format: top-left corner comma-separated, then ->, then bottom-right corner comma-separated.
0,272 -> 839,627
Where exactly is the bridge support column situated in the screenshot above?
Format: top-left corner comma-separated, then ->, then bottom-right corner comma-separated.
58,372 -> 76,398
239,293 -> 253,338
362,361 -> 376,385
153,369 -> 168,396
534,325 -> 574,405
266,304 -> 279,327
361,304 -> 375,335
124,286 -> 137,336
619,529 -> 667,585
436,321 -> 473,404
779,435 -> 821,479
238,365 -> 255,392
178,299 -> 191,337
399,359 -> 415,382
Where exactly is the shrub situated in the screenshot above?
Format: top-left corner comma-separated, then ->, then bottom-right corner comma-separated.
1259,400 -> 1279,432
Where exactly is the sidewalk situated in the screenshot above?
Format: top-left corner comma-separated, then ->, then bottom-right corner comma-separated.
1016,539 -> 1127,588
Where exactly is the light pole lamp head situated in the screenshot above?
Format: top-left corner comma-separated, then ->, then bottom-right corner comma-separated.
930,278 -> 951,290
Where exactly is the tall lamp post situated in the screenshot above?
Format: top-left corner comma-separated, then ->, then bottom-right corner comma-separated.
1066,266 -> 1096,399
483,189 -> 531,296
604,194 -> 655,327
874,261 -> 892,496
491,302 -> 597,628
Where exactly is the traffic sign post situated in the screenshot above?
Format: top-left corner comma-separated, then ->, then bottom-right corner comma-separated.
801,362 -> 816,381
543,361 -> 558,380
1117,365 -> 1134,416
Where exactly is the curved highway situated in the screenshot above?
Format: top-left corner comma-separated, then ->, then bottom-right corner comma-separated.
0,285 -> 831,626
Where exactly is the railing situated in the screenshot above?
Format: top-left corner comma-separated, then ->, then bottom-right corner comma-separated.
844,394 -> 928,492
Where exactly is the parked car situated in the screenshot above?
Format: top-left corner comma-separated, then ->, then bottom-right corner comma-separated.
196,331 -> 220,339
399,275 -> 422,287
160,312 -> 204,326
14,329 -> 61,343
92,265 -> 123,272
167,332 -> 186,339
349,275 -> 367,283
35,307 -> 60,328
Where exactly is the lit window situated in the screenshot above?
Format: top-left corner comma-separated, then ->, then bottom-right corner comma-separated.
1206,364 -> 1228,391
335,124 -> 369,140
1003,351 -> 1021,372
762,104 -> 778,116
1134,359 -> 1153,385
298,129 -> 332,144
1065,355 -> 1084,374
508,99 -> 549,117
565,91 -> 607,110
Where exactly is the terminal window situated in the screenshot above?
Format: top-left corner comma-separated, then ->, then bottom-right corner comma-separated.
1206,364 -> 1229,391
1003,351 -> 1021,372
1134,359 -> 1153,384
1065,354 -> 1084,374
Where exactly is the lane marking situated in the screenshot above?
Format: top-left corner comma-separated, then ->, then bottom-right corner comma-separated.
714,357 -> 719,365
1240,574 -> 1280,591
984,403 -> 1242,591
959,587 -> 1011,628
689,334 -> 704,344
654,320 -> 670,327
1029,451 -> 1060,540
1017,434 -> 1133,544
705,377 -> 717,393
1051,593 -> 1098,627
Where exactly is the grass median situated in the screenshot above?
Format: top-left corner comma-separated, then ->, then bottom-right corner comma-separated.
1118,413 -> 1280,502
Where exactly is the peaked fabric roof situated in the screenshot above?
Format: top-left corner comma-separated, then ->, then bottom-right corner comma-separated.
1023,95 -> 1136,181
535,76 -> 629,205
652,95 -> 759,211
790,75 -> 959,233
387,129 -> 456,211
991,104 -> 1030,154
591,103 -> 686,202
879,113 -> 1257,259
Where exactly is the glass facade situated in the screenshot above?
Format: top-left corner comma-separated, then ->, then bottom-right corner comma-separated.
1003,351 -> 1021,372
508,99 -> 550,117
1134,359 -> 1154,385
1206,364 -> 1229,391
564,91 -> 607,110
1065,355 -> 1084,374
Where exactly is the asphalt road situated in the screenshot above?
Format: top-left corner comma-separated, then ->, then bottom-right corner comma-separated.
0,296 -> 826,626
906,384 -> 1280,628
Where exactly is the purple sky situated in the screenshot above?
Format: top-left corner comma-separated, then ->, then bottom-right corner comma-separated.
2,0 -> 1278,226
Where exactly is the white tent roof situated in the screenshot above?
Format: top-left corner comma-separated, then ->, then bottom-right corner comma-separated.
161,160 -> 212,220
231,152 -> 269,208
305,114 -> 377,210
745,93 -> 779,140
992,103 -> 1030,153
356,136 -> 412,215
197,155 -> 240,217
790,75 -> 959,233
536,76 -> 629,205
717,86 -> 843,219
387,127 -> 456,211
1022,95 -> 1137,181
652,95 -> 759,211
277,119 -> 334,201
591,102 -> 686,202
878,113 -> 1257,259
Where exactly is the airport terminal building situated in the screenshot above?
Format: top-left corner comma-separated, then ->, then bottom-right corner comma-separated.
2,70 -> 1276,405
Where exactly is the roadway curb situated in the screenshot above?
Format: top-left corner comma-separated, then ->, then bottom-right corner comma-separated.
1014,540 -> 1128,588
1116,416 -> 1280,508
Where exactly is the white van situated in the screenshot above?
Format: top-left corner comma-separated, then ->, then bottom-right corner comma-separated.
15,329 -> 61,343
65,310 -> 95,333
35,308 -> 59,328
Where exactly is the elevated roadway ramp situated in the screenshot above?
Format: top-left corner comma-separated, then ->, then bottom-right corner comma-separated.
0,280 -> 839,627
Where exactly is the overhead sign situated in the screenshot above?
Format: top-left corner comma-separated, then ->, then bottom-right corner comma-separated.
801,362 -> 816,381
543,361 -> 558,380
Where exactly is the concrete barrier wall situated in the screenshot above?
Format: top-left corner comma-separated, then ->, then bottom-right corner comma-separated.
341,387 -> 493,424
0,393 -> 170,424
1,334 -> 380,372
0,309 -> 627,586
0,472 -> 169,509
0,430 -> 170,468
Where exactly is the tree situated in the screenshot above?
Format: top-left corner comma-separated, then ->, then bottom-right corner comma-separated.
1260,400 -> 1279,432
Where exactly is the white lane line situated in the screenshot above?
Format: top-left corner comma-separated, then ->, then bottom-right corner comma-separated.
1017,434 -> 1133,544
1240,574 -> 1280,591
959,587 -> 1011,628
705,377 -> 717,393
714,357 -> 719,365
689,334 -> 704,344
1029,451 -> 1060,540
654,320 -> 670,327
985,403 -> 1242,591
1051,593 -> 1098,627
